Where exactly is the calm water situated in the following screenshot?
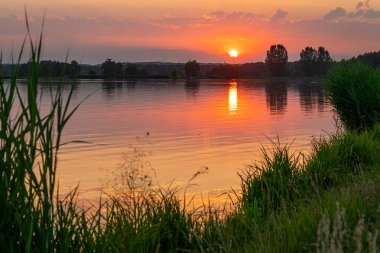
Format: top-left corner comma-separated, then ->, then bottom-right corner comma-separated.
19,78 -> 335,200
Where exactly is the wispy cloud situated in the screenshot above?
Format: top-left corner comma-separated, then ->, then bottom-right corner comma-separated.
271,9 -> 288,22
153,10 -> 261,29
323,7 -> 347,21
324,0 -> 380,21
1,7 -> 380,63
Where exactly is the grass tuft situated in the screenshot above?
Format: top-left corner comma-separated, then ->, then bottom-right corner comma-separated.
239,138 -> 303,217
325,62 -> 380,132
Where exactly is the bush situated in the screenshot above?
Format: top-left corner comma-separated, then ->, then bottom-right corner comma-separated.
325,62 -> 380,132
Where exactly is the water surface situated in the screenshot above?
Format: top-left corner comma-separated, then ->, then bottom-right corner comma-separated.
20,78 -> 335,200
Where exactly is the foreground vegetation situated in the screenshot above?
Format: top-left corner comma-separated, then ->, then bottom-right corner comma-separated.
1,35 -> 379,252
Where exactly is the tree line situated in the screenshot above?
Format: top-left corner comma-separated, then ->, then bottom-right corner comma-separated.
95,44 -> 335,79
101,59 -> 147,78
186,44 -> 333,78
12,60 -> 81,77
2,46 -> 379,79
265,44 -> 332,77
97,48 -> 379,78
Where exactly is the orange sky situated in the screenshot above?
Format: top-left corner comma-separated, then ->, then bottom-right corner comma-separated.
1,0 -> 380,63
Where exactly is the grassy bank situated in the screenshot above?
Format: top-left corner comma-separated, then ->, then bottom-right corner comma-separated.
1,39 -> 380,252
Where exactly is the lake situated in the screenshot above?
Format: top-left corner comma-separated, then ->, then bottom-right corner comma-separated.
18,78 -> 336,202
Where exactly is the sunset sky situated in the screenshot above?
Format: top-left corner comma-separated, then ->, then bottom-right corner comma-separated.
1,0 -> 380,63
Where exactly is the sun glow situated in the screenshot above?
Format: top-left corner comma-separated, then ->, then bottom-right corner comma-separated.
228,49 -> 238,58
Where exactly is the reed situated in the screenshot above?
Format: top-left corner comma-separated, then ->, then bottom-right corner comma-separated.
0,16 -> 81,252
325,62 -> 380,132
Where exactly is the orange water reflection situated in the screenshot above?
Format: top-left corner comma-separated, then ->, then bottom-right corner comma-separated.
228,81 -> 238,115
45,79 -> 335,203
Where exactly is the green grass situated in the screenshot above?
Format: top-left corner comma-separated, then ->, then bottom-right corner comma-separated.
1,23 -> 380,252
239,138 -> 303,217
0,19 -> 81,252
325,62 -> 380,132
202,131 -> 380,253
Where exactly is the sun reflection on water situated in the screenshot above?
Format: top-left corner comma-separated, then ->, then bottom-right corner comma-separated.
228,81 -> 238,115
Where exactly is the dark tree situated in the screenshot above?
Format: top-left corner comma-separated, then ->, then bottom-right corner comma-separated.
18,63 -> 28,77
353,50 -> 380,68
207,64 -> 237,78
116,62 -> 123,76
39,61 -> 51,76
300,47 -> 317,62
125,63 -> 139,76
265,44 -> 288,76
317,47 -> 332,62
137,69 -> 148,77
299,46 -> 332,76
88,69 -> 96,75
300,47 -> 318,76
101,59 -> 116,77
67,60 -> 81,76
184,60 -> 200,78
39,61 -> 65,77
316,47 -> 332,75
171,69 -> 177,79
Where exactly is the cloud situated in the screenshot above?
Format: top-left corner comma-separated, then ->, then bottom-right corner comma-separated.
365,9 -> 380,18
356,1 -> 370,10
151,10 -> 261,31
204,10 -> 225,21
348,0 -> 380,19
323,7 -> 347,21
324,1 -> 380,21
2,10 -> 380,63
271,9 -> 288,22
224,12 -> 258,22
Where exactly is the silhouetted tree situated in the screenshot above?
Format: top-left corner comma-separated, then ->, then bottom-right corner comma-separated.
207,64 -> 237,78
353,50 -> 380,68
317,47 -> 331,62
88,69 -> 96,75
39,61 -> 67,77
18,63 -> 28,77
125,63 -> 139,76
67,60 -> 81,76
316,47 -> 332,75
300,47 -> 318,76
237,62 -> 269,77
184,60 -> 200,78
300,47 -> 317,61
101,59 -> 116,77
171,69 -> 177,79
116,62 -> 123,76
299,46 -> 332,76
137,69 -> 148,77
265,44 -> 288,76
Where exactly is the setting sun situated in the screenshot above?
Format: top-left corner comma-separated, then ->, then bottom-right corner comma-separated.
228,49 -> 238,58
